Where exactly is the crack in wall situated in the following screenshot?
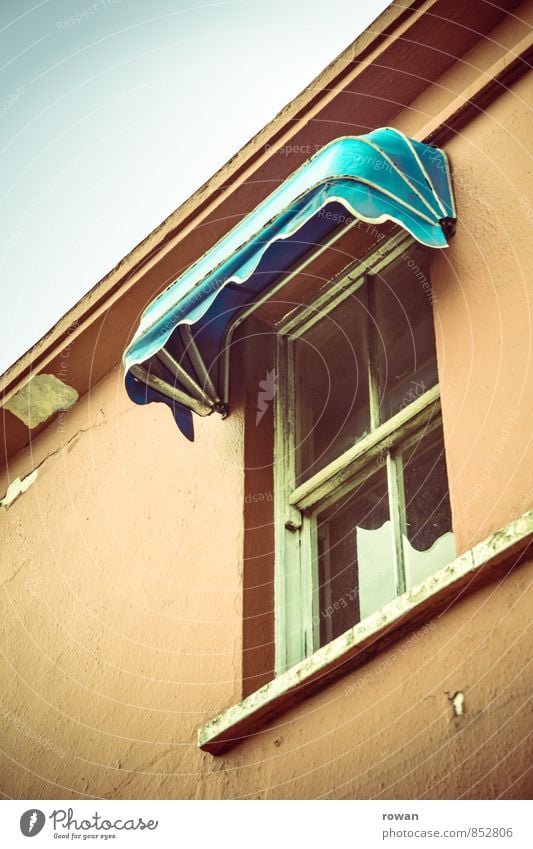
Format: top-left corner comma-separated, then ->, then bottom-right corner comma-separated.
0,408 -> 107,509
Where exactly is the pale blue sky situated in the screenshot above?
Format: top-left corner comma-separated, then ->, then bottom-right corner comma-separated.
0,0 -> 390,373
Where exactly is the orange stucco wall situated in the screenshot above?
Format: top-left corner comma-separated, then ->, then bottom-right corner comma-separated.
431,72 -> 533,554
1,18 -> 532,799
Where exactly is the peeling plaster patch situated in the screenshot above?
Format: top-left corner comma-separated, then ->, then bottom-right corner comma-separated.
2,374 -> 78,428
0,469 -> 38,508
450,691 -> 465,716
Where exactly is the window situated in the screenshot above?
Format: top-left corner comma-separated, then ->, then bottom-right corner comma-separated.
274,235 -> 455,674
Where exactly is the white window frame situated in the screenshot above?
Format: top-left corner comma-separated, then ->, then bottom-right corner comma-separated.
273,231 -> 451,675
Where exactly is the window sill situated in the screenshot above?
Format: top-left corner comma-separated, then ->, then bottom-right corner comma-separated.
198,510 -> 533,755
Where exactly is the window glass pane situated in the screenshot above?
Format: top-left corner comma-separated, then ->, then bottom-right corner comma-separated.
373,245 -> 438,421
294,292 -> 370,484
317,468 -> 396,646
402,425 -> 454,588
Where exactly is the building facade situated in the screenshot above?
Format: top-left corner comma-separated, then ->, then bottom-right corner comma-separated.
1,0 -> 532,799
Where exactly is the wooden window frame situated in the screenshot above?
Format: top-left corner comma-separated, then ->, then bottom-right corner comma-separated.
273,231 -> 451,674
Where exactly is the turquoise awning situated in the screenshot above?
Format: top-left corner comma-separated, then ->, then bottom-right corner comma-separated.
123,127 -> 456,440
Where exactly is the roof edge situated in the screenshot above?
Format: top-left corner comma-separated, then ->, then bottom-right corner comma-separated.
0,0 -> 422,398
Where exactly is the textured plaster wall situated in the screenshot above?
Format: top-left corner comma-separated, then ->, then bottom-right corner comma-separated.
0,367 -> 245,798
431,70 -> 533,554
1,45 -> 532,799
1,409 -> 531,798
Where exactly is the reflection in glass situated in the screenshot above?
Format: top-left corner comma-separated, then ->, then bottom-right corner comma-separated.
294,293 -> 370,484
317,469 -> 396,646
373,245 -> 438,421
402,425 -> 455,588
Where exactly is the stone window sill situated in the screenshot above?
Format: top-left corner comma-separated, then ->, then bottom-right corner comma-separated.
198,511 -> 533,755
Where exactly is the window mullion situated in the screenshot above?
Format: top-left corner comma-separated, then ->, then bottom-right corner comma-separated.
317,522 -> 332,646
386,450 -> 407,596
288,385 -> 440,514
365,273 -> 381,431
300,514 -> 320,655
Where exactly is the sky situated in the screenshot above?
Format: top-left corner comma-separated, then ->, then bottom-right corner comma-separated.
0,0 -> 390,374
